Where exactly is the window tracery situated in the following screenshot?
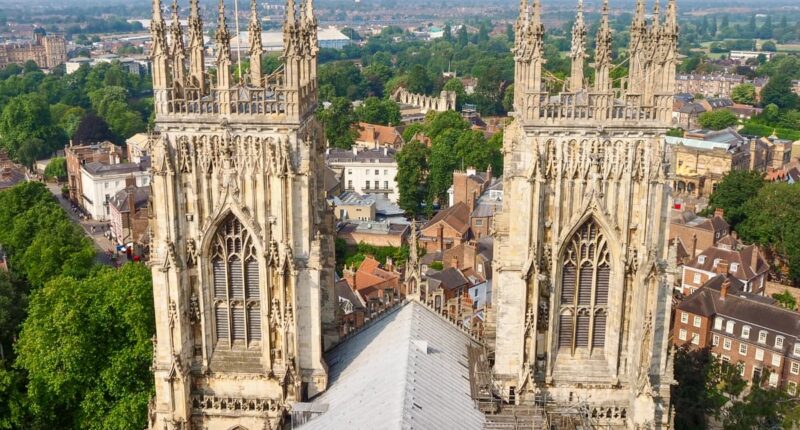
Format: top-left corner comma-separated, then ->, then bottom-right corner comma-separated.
558,218 -> 610,355
211,216 -> 261,347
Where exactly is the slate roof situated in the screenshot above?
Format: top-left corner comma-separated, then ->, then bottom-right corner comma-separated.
109,186 -> 149,213
427,268 -> 471,292
356,123 -> 404,147
298,301 -> 485,430
83,158 -> 151,176
678,275 -> 800,345
686,238 -> 769,282
424,202 -> 471,235
327,147 -> 397,164
335,279 -> 366,311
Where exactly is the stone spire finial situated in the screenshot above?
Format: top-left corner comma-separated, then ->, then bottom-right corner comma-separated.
283,0 -> 299,58
215,0 -> 232,89
188,0 -> 205,91
301,0 -> 319,56
629,0 -> 648,94
665,0 -> 678,34
652,1 -> 661,35
569,0 -> 586,92
249,0 -> 263,85
594,0 -> 612,92
170,0 -> 186,84
150,0 -> 170,89
409,219 -> 419,264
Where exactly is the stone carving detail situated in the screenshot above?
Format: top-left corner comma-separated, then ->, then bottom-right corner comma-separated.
186,239 -> 198,267
168,300 -> 178,328
591,406 -> 628,424
191,395 -> 282,413
188,294 -> 201,325
636,311 -> 654,397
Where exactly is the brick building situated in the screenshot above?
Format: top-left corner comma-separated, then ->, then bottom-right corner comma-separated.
669,209 -> 730,263
0,32 -> 67,69
343,256 -> 402,314
675,73 -> 747,99
680,235 -> 769,296
419,202 -> 472,253
108,180 -> 150,247
675,275 -> 800,393
354,122 -> 404,150
65,142 -> 123,207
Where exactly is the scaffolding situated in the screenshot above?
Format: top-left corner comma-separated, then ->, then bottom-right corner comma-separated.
469,344 -> 614,430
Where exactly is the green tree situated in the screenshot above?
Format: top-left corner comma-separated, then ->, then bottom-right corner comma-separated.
761,73 -> 800,110
730,83 -> 757,105
49,104 -> 85,139
723,371 -> 800,430
0,94 -> 63,164
761,40 -> 777,52
15,264 -> 154,430
0,272 -> 27,361
739,182 -> 800,284
72,113 -> 115,145
502,84 -> 515,113
318,62 -> 366,101
772,290 -> 797,310
698,110 -> 739,130
396,140 -> 430,215
667,128 -> 685,138
405,65 -> 434,95
706,170 -> 765,229
424,111 -> 470,140
88,87 -> 145,140
318,97 -> 358,149
354,97 -> 401,126
43,157 -> 67,182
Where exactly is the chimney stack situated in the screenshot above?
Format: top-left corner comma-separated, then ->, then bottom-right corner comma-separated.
715,259 -> 730,275
714,208 -> 725,219
451,256 -> 459,269
720,278 -> 731,299
438,224 -> 444,254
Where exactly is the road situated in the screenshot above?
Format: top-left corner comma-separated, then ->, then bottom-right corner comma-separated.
45,183 -> 120,266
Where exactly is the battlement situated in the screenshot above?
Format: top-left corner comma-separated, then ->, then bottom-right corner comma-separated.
519,92 -> 673,127
151,0 -> 319,121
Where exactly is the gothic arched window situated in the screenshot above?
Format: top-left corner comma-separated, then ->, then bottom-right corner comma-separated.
211,216 -> 261,348
558,218 -> 610,355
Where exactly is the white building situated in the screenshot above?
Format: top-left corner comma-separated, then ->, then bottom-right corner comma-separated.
326,147 -> 399,203
66,54 -> 148,75
126,133 -> 150,164
229,27 -> 351,54
79,159 -> 150,221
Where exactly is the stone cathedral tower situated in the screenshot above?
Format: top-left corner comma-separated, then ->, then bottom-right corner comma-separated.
492,0 -> 678,428
147,0 -> 337,428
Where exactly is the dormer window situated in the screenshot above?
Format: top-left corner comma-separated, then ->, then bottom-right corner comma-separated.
742,326 -> 750,339
794,343 -> 800,357
730,263 -> 739,273
698,255 -> 706,264
713,258 -> 722,268
726,321 -> 735,334
776,336 -> 785,349
758,330 -> 768,344
714,317 -> 723,330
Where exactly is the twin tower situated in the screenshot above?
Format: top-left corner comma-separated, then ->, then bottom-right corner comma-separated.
147,0 -> 335,429
494,0 -> 678,428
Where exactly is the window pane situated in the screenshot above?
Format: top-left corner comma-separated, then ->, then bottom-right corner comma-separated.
245,258 -> 260,300
559,315 -> 573,348
229,256 -> 244,299
576,315 -> 590,347
593,313 -> 606,348
215,306 -> 229,340
596,264 -> 610,305
213,258 -> 227,298
561,264 -> 576,304
578,264 -> 593,306
248,308 -> 261,341
232,307 -> 246,341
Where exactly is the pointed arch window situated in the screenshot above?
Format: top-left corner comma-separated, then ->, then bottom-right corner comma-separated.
211,216 -> 261,347
559,218 -> 610,355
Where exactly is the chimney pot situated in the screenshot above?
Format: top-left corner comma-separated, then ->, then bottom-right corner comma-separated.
714,208 -> 725,218
720,278 -> 731,299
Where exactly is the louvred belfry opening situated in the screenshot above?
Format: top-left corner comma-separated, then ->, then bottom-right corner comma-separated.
210,216 -> 262,348
558,218 -> 611,355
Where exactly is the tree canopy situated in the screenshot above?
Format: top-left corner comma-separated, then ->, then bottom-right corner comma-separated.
354,97 -> 401,126
318,97 -> 359,149
705,170 -> 765,229
16,264 -> 154,430
698,110 -> 739,130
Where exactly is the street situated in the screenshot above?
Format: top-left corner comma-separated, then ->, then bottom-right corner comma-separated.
45,182 -> 120,266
